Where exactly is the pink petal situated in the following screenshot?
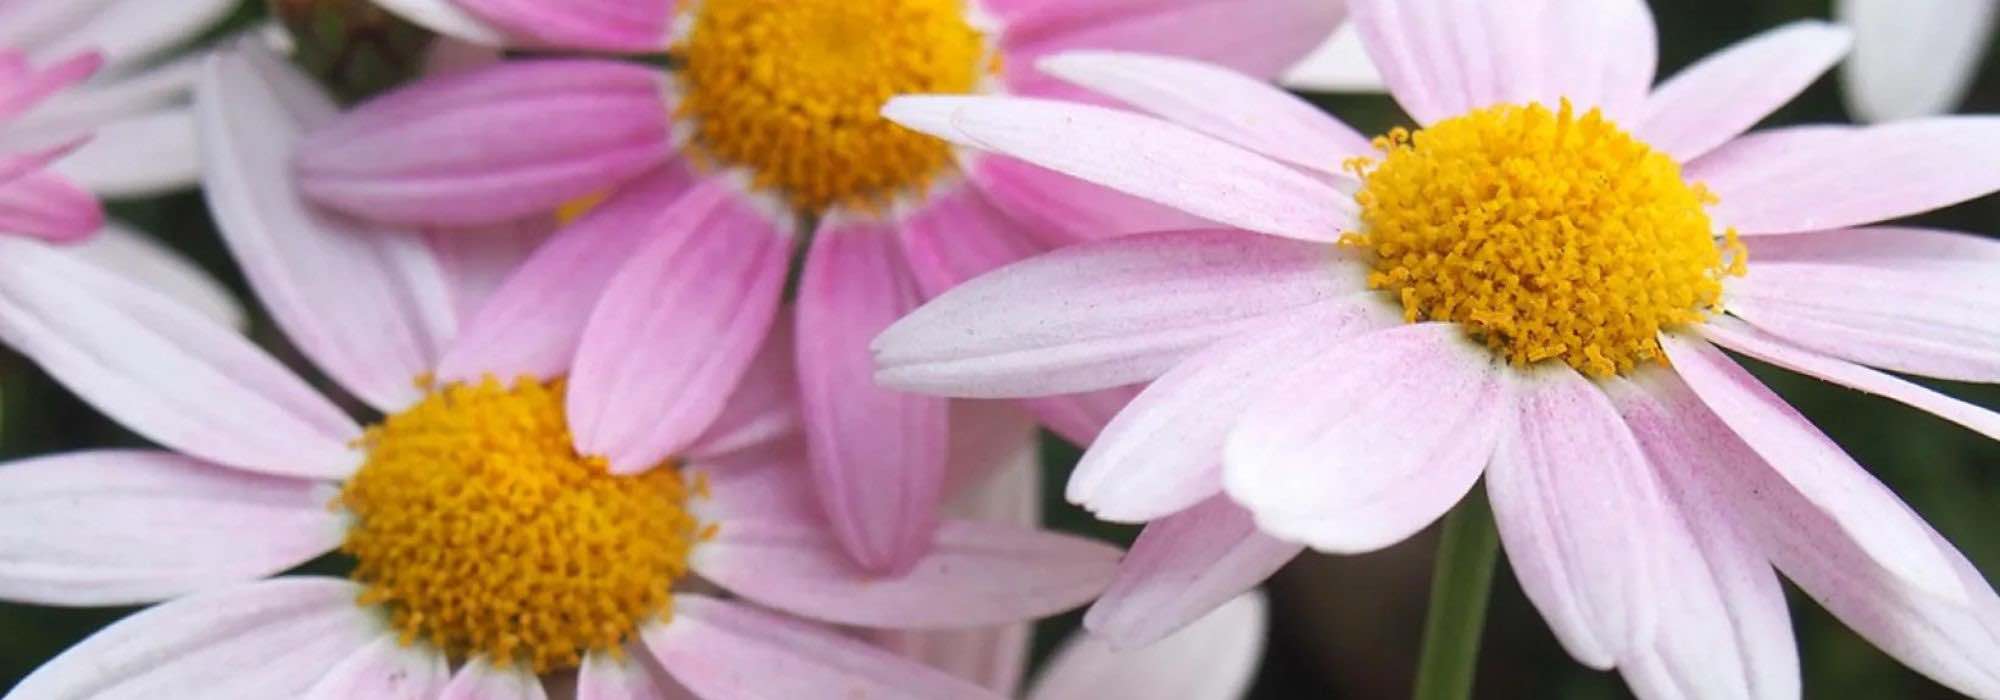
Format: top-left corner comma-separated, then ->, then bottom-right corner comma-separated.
1839,0 -> 2000,122
874,625 -> 1028,697
939,400 -> 1040,514
1075,297 -> 1400,523
873,229 -> 1357,398
455,0 -> 674,53
72,223 -> 246,331
999,0 -> 1345,92
1084,496 -> 1302,648
440,656 -> 547,700
642,595 -> 997,700
1036,51 -> 1373,173
296,58 -> 671,227
1350,0 -> 1655,124
1034,591 -> 1268,700
0,237 -> 362,479
1702,317 -> 2000,442
966,156 -> 1211,245
884,96 -> 1353,242
10,0 -> 232,74
199,45 -> 457,413
434,163 -> 698,383
681,309 -> 800,463
302,635 -> 451,700
423,216 -> 555,327
567,182 -> 789,473
10,577 -> 382,698
370,0 -> 509,46
1019,385 -> 1142,447
1659,333 -> 1965,603
0,170 -> 102,242
897,184 -> 1051,300
0,449 -> 342,606
1485,365 -> 1667,669
687,438 -> 818,525
797,219 -> 950,572
1639,21 -> 1852,162
692,517 -> 1119,628
1223,323 -> 1505,553
1686,118 -> 2000,234
578,649 -> 690,700
0,51 -> 101,122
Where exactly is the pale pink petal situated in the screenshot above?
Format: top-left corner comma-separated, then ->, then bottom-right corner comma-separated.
692,517 -> 1118,628
642,595 -> 997,700
897,184 -> 1051,300
0,237 -> 362,479
1604,375 -> 1800,700
9,577 -> 383,698
434,164 -> 698,383
1702,317 -> 2000,442
1659,333 -> 1965,602
884,97 -> 1353,242
998,0 -> 1344,90
14,0 -> 233,72
1223,323 -> 1505,553
455,0 -> 674,53
71,223 -> 246,331
440,657 -> 548,700
199,45 -> 457,413
874,229 -> 1358,398
51,107 -> 199,197
1076,297 -> 1400,523
1084,496 -> 1303,648
939,400 -> 1040,513
0,52 -> 101,122
1280,24 -> 1387,92
1839,0 -> 2000,122
302,635 -> 451,700
1485,365 -> 1666,670
874,625 -> 1028,697
579,648 -> 692,700
1035,591 -> 1268,700
966,156 -> 1211,245
798,219 -> 950,572
1036,51 -> 1373,173
1019,385 -> 1142,447
1350,0 -> 1655,124
371,0 -> 509,45
296,59 -> 672,227
684,310 -> 800,462
686,438 -> 818,525
568,182 -> 789,473
0,170 -> 102,242
0,449 -> 341,606
9,52 -> 196,133
1739,225 -> 2000,267
423,216 -> 555,327
1687,119 -> 2000,234
1639,21 -> 1852,162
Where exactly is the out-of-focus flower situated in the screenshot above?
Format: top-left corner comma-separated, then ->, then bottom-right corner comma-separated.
289,0 -> 1355,576
0,50 -> 104,242
876,1 -> 2000,696
0,43 -> 1120,699
1840,0 -> 1998,122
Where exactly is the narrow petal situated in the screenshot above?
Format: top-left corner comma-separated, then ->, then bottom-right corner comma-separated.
578,649 -> 688,700
51,107 -> 200,197
692,517 -> 1118,628
998,0 -> 1345,90
1839,0 -> 2000,122
1034,591 -> 1268,700
883,96 -> 1353,242
0,449 -> 342,606
434,164 -> 697,383
370,0 -> 510,46
1036,51 -> 1374,173
1084,496 -> 1303,648
642,595 -> 997,700
0,170 -> 103,242
440,657 -> 548,700
1223,323 -> 1505,553
9,578 -> 382,698
199,45 -> 456,413
1280,24 -> 1387,92
874,229 -> 1357,398
1485,365 -> 1665,669
568,182 -> 789,473
1639,21 -> 1852,162
966,156 -> 1211,245
0,237 -> 362,479
896,184 -> 1050,300
1659,333 -> 1964,602
1687,118 -> 2000,234
71,222 -> 245,331
296,58 -> 672,227
455,0 -> 674,53
1074,297 -> 1400,523
423,216 -> 555,327
302,635 -> 451,700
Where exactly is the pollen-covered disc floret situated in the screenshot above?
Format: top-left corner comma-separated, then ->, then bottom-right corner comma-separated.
1343,101 -> 1747,377
674,0 -> 995,213
338,378 -> 703,672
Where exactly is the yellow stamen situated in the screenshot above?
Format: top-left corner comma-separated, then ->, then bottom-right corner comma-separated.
339,377 -> 700,672
673,0 -> 995,214
1343,100 -> 1746,377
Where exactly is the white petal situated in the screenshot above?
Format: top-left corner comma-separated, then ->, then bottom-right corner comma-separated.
302,635 -> 450,700
439,656 -> 548,700
1280,24 -> 1387,92
1839,0 -> 2000,122
70,222 -> 245,331
1031,591 -> 1269,700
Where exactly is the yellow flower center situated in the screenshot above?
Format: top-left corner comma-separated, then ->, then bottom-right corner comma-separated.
673,0 -> 996,214
339,378 -> 704,672
1343,101 -> 1747,377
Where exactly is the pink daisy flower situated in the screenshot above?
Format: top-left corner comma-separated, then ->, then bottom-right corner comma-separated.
874,1 -> 2000,696
288,0 -> 1352,574
0,43 -> 1120,699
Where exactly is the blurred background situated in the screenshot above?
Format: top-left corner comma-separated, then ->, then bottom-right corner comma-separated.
2,0 -> 1996,697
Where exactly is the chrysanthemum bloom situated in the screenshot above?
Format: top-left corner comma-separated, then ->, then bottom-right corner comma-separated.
876,2 -> 2000,695
1840,0 -> 1996,121
289,0 -> 1351,574
0,44 -> 1119,699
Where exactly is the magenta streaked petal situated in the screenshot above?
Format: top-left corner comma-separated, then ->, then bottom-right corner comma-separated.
0,170 -> 101,242
455,0 -> 675,53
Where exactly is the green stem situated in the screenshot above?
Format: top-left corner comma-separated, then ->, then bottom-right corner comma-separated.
1412,487 -> 1500,700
